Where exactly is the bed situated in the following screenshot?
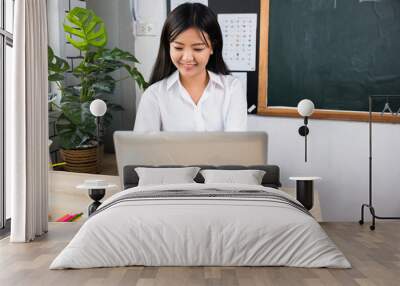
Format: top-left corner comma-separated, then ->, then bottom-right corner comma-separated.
50,132 -> 350,269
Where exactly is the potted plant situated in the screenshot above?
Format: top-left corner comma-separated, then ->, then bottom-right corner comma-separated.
48,7 -> 147,173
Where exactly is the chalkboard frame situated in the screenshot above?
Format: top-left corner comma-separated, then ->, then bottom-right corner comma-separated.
256,0 -> 400,123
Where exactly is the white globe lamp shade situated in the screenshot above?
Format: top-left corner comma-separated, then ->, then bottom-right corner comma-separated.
90,99 -> 107,117
297,99 -> 315,117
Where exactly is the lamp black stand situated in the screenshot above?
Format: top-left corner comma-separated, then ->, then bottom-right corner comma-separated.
296,180 -> 314,210
95,116 -> 101,174
96,117 -> 100,143
359,95 -> 400,230
88,188 -> 105,215
298,117 -> 309,162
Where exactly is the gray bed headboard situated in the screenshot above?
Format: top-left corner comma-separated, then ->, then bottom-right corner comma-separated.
113,132 -> 278,189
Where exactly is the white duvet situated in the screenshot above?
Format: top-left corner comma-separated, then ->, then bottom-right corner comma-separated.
50,183 -> 351,269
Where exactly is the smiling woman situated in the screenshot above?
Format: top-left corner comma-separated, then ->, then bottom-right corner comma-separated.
134,3 -> 248,132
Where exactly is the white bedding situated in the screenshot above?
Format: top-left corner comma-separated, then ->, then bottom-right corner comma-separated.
50,183 -> 351,269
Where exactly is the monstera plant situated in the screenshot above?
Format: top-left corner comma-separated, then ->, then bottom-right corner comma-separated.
48,7 -> 147,173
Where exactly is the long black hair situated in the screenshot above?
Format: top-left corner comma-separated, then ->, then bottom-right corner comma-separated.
149,3 -> 230,85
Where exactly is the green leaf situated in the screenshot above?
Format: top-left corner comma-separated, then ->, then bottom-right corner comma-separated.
63,7 -> 107,51
60,94 -> 80,104
49,74 -> 65,82
57,129 -> 88,149
48,46 -> 70,82
97,48 -> 139,63
61,102 -> 83,125
91,75 -> 116,94
126,66 -> 148,90
55,109 -> 96,149
60,87 -> 81,103
56,117 -> 72,126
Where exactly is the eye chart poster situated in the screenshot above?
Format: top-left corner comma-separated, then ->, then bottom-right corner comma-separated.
218,13 -> 257,71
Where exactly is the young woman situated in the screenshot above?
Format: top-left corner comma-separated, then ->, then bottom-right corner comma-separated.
134,3 -> 247,132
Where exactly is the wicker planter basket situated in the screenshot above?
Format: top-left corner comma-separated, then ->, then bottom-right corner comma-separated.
60,145 -> 104,174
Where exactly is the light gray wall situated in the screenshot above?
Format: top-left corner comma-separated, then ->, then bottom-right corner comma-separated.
132,1 -> 400,222
47,0 -> 62,58
87,0 -> 137,152
130,0 -> 167,106
248,116 -> 400,221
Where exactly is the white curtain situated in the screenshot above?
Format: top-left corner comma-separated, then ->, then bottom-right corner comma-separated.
7,0 -> 49,242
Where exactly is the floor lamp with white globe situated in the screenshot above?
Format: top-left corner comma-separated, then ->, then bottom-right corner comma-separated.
297,99 -> 315,162
90,99 -> 107,172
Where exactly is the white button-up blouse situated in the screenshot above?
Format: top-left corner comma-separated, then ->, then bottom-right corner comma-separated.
133,70 -> 247,132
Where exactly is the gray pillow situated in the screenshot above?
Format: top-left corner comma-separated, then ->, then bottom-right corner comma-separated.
200,169 -> 266,185
135,167 -> 201,186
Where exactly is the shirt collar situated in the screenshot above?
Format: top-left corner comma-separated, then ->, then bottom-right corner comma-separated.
166,70 -> 224,90
166,70 -> 180,90
208,70 -> 224,88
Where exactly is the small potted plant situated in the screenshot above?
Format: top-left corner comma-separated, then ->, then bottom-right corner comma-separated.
48,7 -> 147,173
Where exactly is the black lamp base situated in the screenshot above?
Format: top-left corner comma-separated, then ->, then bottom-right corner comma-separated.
88,188 -> 105,216
88,201 -> 102,216
296,180 -> 314,210
298,126 -> 309,136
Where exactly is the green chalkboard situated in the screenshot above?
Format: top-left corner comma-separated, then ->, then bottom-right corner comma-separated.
267,0 -> 400,112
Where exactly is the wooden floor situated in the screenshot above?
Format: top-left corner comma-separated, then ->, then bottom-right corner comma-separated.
0,222 -> 399,286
